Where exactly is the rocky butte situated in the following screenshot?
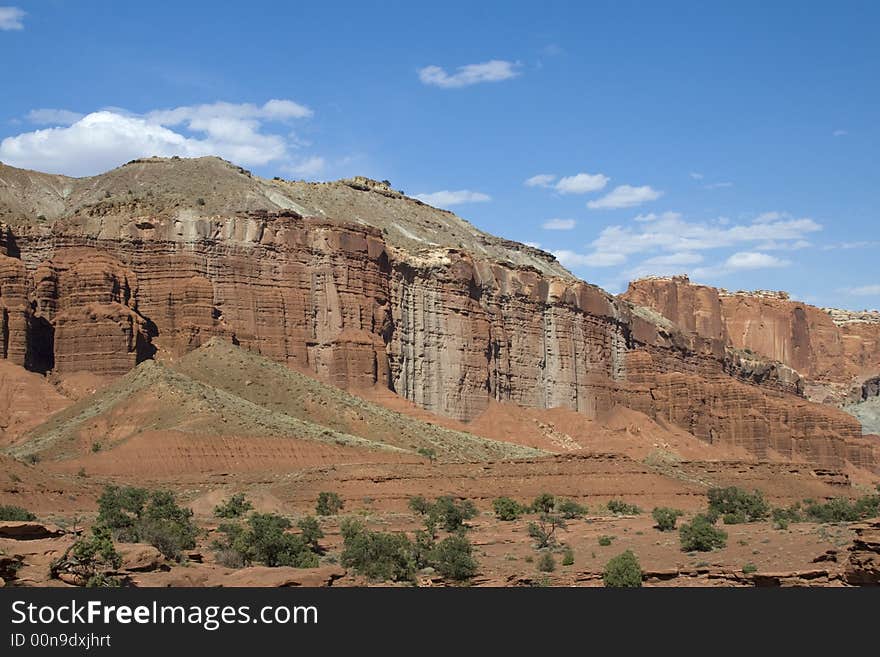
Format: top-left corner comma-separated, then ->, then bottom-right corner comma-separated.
0,156 -> 878,473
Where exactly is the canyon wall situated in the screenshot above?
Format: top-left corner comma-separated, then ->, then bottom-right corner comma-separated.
623,275 -> 880,385
1,159 -> 877,473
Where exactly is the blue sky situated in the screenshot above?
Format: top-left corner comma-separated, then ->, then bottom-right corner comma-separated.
1,1 -> 878,309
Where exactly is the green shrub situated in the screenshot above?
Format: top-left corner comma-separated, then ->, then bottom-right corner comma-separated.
96,486 -> 197,560
607,499 -> 642,515
771,503 -> 803,529
51,526 -> 122,588
432,534 -> 478,581
531,493 -> 556,514
679,514 -> 728,552
214,513 -> 319,568
296,516 -> 324,551
556,499 -> 588,519
492,497 -> 526,521
315,492 -> 344,516
602,550 -> 642,588
722,511 -> 748,525
528,514 -> 566,548
803,493 -> 880,523
214,493 -> 253,519
707,487 -> 769,522
537,552 -> 556,572
0,505 -> 36,521
91,441 -> 102,453
561,546 -> 575,566
417,447 -> 437,461
409,496 -> 477,534
597,535 -> 614,547
339,518 -> 416,582
652,507 -> 684,531
742,563 -> 758,574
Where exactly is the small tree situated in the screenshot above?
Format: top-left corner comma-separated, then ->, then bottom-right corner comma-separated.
607,500 -> 642,515
339,518 -> 416,582
493,497 -> 525,521
531,493 -> 556,514
315,492 -> 344,516
707,487 -> 769,522
652,507 -> 684,532
51,526 -> 122,587
603,550 -> 643,588
679,514 -> 727,552
528,513 -> 567,549
214,493 -> 253,519
297,516 -> 324,552
556,499 -> 588,519
432,534 -> 478,581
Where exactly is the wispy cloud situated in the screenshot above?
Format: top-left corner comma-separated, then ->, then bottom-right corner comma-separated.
524,173 -> 556,188
689,172 -> 704,180
0,6 -> 25,30
282,156 -> 326,178
587,185 -> 662,210
25,109 -> 85,125
555,172 -> 609,194
414,190 -> 491,207
418,60 -> 520,88
704,181 -> 733,189
833,129 -> 848,137
822,240 -> 880,251
0,99 -> 317,176
542,218 -> 576,230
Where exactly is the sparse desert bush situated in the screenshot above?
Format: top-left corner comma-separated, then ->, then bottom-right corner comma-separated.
214,493 -> 253,519
722,511 -> 748,525
0,505 -> 36,521
707,487 -> 769,522
597,535 -> 614,547
607,499 -> 642,516
409,496 -> 477,535
531,493 -> 556,514
679,514 -> 728,552
803,493 -> 880,523
51,526 -> 122,588
603,550 -> 643,588
213,513 -> 319,568
493,497 -> 526,521
562,546 -> 575,566
556,499 -> 588,519
528,514 -> 566,549
742,563 -> 758,574
771,503 -> 803,530
339,518 -> 416,582
431,534 -> 478,581
417,447 -> 437,461
652,507 -> 684,531
96,486 -> 197,561
296,516 -> 324,551
315,492 -> 344,516
537,552 -> 556,573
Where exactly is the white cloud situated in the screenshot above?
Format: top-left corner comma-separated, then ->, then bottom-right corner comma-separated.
634,211 -> 681,223
754,211 -> 784,223
643,252 -> 704,266
418,60 -> 520,88
846,285 -> 880,296
524,241 -> 542,249
833,129 -> 848,137
555,172 -> 609,194
587,185 -> 662,210
0,99 -> 316,177
755,239 -> 811,251
0,6 -> 24,30
689,172 -> 704,180
525,173 -> 556,188
691,251 -> 790,279
822,240 -> 880,251
414,190 -> 491,207
704,181 -> 733,189
26,109 -> 84,125
542,218 -> 576,230
554,249 -> 626,268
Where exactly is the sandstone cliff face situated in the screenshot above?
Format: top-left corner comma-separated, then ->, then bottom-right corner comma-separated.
1,158 -> 877,473
623,276 -> 880,385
